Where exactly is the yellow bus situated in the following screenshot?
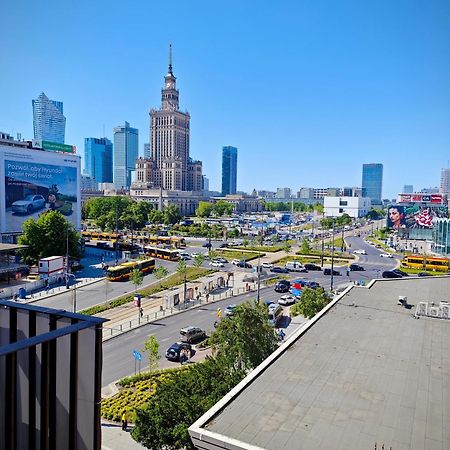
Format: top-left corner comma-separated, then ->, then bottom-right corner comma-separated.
143,246 -> 180,262
106,258 -> 155,281
82,230 -> 121,242
124,235 -> 186,249
400,255 -> 449,272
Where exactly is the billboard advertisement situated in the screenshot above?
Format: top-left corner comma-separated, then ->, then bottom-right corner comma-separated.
0,145 -> 81,234
397,193 -> 444,204
387,204 -> 448,230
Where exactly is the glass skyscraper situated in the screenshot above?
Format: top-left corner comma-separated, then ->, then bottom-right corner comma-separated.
362,163 -> 383,204
222,146 -> 238,195
113,122 -> 138,189
32,92 -> 66,144
84,137 -> 113,183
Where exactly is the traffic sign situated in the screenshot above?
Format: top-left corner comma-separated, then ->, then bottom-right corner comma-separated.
133,350 -> 142,361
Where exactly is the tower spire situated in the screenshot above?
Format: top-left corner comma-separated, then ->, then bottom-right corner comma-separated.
168,44 -> 173,75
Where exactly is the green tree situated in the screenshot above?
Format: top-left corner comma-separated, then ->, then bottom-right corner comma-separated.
130,268 -> 144,293
163,205 -> 181,225
283,241 -> 292,255
196,201 -> 213,218
193,254 -> 205,268
153,265 -> 169,281
227,228 -> 239,239
253,235 -> 263,246
209,301 -> 279,372
315,203 -> 324,214
148,209 -> 164,224
300,238 -> 312,254
18,211 -> 81,265
142,335 -> 160,371
212,200 -> 234,217
290,287 -> 331,319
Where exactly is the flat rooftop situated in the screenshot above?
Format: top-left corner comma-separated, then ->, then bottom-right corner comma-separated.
190,277 -> 450,450
0,243 -> 26,252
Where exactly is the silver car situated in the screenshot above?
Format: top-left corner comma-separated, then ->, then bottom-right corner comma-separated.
12,195 -> 46,214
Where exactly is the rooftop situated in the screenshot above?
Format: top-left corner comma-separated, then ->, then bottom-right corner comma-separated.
190,276 -> 450,450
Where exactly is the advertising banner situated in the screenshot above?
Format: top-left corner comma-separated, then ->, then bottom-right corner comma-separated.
398,193 -> 444,204
387,204 -> 448,230
0,146 -> 80,233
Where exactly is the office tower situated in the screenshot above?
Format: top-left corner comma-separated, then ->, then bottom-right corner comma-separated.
221,146 -> 238,195
362,163 -> 383,204
84,137 -> 113,183
403,185 -> 414,194
440,169 -> 450,196
144,143 -> 150,158
276,187 -> 291,199
146,46 -> 202,191
202,175 -> 209,192
32,92 -> 66,144
113,121 -> 138,189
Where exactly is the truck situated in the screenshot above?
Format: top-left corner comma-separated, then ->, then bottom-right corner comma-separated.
38,256 -> 66,277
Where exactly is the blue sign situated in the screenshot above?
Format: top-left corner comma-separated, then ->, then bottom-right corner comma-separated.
133,350 -> 142,361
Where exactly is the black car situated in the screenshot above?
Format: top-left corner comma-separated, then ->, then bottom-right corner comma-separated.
202,242 -> 212,248
349,264 -> 365,271
219,243 -> 229,248
271,266 -> 289,274
417,272 -> 431,277
324,268 -> 341,276
392,269 -> 409,277
274,280 -> 290,293
304,263 -> 321,271
237,260 -> 252,268
382,270 -> 402,279
305,281 -> 320,289
165,342 -> 192,362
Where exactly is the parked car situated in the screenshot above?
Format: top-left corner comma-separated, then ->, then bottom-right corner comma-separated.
380,253 -> 393,258
392,269 -> 408,277
278,294 -> 296,306
382,270 -> 402,279
180,255 -> 191,261
219,243 -> 229,248
231,259 -> 241,265
274,280 -> 290,293
291,279 -> 309,288
349,264 -> 365,271
262,262 -> 274,269
191,253 -> 201,258
214,257 -> 228,264
417,272 -> 431,277
305,281 -> 320,289
179,252 -> 190,257
12,194 -> 46,214
304,263 -> 321,271
224,304 -> 238,317
209,261 -> 224,268
285,261 -> 307,272
324,268 -> 341,276
165,342 -> 192,362
202,242 -> 212,248
271,266 -> 289,274
353,249 -> 367,255
179,326 -> 206,343
237,261 -> 252,268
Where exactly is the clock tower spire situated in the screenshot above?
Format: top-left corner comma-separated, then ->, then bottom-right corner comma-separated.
162,44 -> 179,111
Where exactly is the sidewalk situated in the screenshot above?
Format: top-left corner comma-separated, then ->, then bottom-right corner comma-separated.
101,422 -> 146,450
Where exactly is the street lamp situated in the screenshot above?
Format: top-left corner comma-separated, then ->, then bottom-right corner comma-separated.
256,252 -> 261,303
320,212 -> 325,267
330,220 -> 335,293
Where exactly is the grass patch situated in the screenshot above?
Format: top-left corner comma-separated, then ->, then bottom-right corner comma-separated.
296,249 -> 354,260
228,245 -> 283,253
399,267 -> 447,276
273,255 -> 350,266
215,249 -> 264,262
81,267 -> 215,316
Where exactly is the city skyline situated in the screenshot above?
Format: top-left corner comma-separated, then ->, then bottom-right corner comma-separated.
1,0 -> 450,197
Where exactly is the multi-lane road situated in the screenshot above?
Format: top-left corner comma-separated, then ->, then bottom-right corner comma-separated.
101,236 -> 398,387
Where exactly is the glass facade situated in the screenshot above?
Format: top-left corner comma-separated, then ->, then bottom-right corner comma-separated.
84,137 -> 113,183
362,163 -> 383,204
113,122 -> 138,189
32,92 -> 66,144
433,218 -> 450,256
222,146 -> 238,195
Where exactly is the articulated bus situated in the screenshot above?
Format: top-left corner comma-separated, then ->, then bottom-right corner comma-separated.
82,230 -> 121,242
143,246 -> 180,262
106,258 -> 155,281
400,255 -> 449,272
124,235 -> 186,249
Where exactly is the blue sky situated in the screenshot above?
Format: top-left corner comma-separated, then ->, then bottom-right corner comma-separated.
1,0 -> 449,198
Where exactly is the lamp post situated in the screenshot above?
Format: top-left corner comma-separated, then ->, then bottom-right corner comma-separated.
330,220 -> 335,293
341,227 -> 345,253
65,226 -> 70,289
256,252 -> 261,303
320,212 -> 325,267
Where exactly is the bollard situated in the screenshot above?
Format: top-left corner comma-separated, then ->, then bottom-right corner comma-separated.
120,324 -> 123,331
170,307 -> 173,314
111,329 -> 113,336
129,321 -> 132,328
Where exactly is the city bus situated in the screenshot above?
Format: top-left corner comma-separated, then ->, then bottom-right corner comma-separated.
82,230 -> 121,242
128,235 -> 186,249
400,255 -> 449,272
143,246 -> 180,262
106,258 -> 155,281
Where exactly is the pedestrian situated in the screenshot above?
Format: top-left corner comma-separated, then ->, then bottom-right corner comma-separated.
121,410 -> 128,431
206,292 -> 210,302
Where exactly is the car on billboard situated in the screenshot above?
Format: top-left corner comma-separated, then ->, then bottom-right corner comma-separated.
12,195 -> 46,215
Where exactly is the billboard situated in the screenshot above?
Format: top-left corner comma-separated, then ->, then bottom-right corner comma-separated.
0,145 -> 81,233
387,204 -> 448,230
397,193 -> 445,204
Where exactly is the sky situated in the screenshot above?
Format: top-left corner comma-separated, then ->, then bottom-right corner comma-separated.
1,0 -> 449,199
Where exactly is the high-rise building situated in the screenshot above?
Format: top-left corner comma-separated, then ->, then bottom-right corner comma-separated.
202,175 -> 209,192
144,143 -> 150,158
403,185 -> 414,194
142,46 -> 202,191
221,146 -> 238,195
32,92 -> 66,144
84,137 -> 113,183
440,168 -> 450,196
113,121 -> 138,189
362,163 -> 383,204
276,187 -> 291,199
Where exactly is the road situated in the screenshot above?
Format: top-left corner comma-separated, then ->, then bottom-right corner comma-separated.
101,236 -> 398,387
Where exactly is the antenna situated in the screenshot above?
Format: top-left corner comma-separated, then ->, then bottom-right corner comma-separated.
103,124 -> 105,138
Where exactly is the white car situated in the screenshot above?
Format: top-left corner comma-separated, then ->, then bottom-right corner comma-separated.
262,262 -> 274,269
191,253 -> 200,258
231,259 -> 241,265
354,249 -> 367,255
380,253 -> 393,258
12,194 -> 46,214
209,261 -> 225,268
278,295 -> 296,306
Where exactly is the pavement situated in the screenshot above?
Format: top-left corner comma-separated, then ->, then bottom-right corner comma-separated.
101,422 -> 146,450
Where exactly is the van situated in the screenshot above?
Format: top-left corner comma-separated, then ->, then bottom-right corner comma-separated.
268,304 -> 283,327
179,326 -> 206,343
285,261 -> 306,272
